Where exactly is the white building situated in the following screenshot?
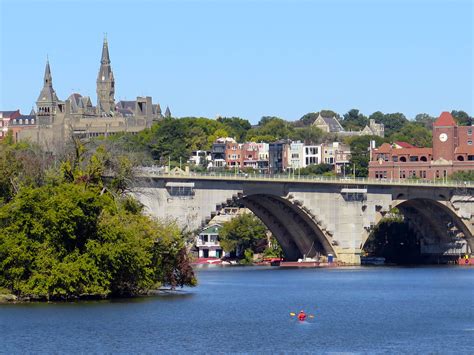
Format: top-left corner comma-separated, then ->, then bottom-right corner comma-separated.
287,141 -> 305,170
303,145 -> 322,167
196,224 -> 224,258
189,150 -> 211,166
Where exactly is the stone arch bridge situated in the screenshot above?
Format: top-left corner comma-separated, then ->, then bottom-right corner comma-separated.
132,173 -> 474,264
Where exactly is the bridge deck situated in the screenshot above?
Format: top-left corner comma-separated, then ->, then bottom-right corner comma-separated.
134,170 -> 474,189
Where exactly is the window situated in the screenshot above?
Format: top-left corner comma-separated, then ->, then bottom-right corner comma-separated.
400,170 -> 406,178
409,156 -> 418,162
400,157 -> 407,162
468,129 -> 472,135
468,140 -> 472,146
392,156 -> 398,162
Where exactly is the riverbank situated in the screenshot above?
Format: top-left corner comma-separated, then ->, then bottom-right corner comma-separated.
0,288 -> 187,304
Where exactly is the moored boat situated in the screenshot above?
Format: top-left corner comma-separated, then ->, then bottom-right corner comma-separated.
457,256 -> 474,265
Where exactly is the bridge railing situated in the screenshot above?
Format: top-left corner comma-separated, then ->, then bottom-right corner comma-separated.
134,168 -> 474,188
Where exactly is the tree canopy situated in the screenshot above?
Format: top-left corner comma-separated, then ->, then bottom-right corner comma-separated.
389,123 -> 432,148
346,135 -> 385,177
341,109 -> 368,131
0,139 -> 196,300
218,213 -> 267,257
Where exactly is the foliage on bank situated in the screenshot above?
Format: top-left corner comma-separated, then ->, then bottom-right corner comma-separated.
0,139 -> 196,300
218,213 -> 281,260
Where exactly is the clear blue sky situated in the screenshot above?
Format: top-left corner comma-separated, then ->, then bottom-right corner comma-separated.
0,0 -> 472,123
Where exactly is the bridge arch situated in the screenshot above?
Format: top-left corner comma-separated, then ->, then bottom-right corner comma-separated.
362,197 -> 473,261
227,193 -> 336,261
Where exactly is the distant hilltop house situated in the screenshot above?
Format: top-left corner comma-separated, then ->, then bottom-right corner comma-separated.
12,37 -> 170,151
312,113 -> 384,137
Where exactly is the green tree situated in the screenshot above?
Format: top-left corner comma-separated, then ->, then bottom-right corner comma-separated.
299,163 -> 334,176
449,171 -> 474,182
414,113 -> 436,130
451,110 -> 472,126
0,143 -> 196,300
341,109 -> 368,131
389,123 -> 432,147
247,117 -> 294,142
218,213 -> 267,257
216,117 -> 252,142
294,112 -> 319,127
369,112 -> 408,137
290,126 -> 325,145
347,135 -> 384,177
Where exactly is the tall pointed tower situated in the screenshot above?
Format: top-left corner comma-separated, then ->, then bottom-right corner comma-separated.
96,36 -> 115,116
36,59 -> 59,125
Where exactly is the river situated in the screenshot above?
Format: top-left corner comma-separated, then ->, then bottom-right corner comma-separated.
1,266 -> 473,353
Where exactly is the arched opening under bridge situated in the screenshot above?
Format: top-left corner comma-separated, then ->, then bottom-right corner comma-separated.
362,198 -> 472,264
215,193 -> 336,261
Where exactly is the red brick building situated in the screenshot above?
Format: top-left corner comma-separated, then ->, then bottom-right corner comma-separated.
369,112 -> 474,180
0,110 -> 36,142
225,142 -> 259,169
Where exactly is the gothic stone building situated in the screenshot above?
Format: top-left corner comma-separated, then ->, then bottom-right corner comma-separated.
19,38 -> 170,151
369,112 -> 474,180
312,113 -> 384,137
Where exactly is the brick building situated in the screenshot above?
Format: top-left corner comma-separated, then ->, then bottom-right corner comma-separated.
369,112 -> 474,180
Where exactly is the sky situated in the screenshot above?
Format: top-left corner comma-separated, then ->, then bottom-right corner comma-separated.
0,0 -> 472,123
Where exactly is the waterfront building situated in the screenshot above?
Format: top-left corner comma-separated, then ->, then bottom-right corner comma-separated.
189,150 -> 211,167
225,142 -> 242,169
287,141 -> 305,170
303,144 -> 322,167
369,112 -> 474,179
18,37 -> 167,151
269,140 -> 289,174
196,224 -> 224,258
223,142 -> 260,170
256,142 -> 269,173
332,142 -> 351,175
210,137 -> 236,169
241,142 -> 259,169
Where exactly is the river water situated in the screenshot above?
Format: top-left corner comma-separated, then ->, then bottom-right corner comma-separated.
1,266 -> 474,354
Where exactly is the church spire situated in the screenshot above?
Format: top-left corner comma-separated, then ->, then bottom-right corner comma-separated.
44,57 -> 53,87
101,35 -> 110,64
164,106 -> 171,118
37,58 -> 58,104
36,58 -> 58,122
97,35 -> 115,116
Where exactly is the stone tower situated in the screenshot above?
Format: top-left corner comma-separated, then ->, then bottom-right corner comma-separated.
96,36 -> 115,116
36,59 -> 58,125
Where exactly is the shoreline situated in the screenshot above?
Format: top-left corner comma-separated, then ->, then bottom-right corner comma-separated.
0,288 -> 185,304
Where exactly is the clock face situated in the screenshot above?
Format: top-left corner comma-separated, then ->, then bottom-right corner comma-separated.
439,133 -> 448,142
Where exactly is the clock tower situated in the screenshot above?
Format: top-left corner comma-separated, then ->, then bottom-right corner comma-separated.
432,112 -> 457,161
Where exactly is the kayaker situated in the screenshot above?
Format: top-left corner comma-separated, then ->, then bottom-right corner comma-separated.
298,310 -> 306,321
